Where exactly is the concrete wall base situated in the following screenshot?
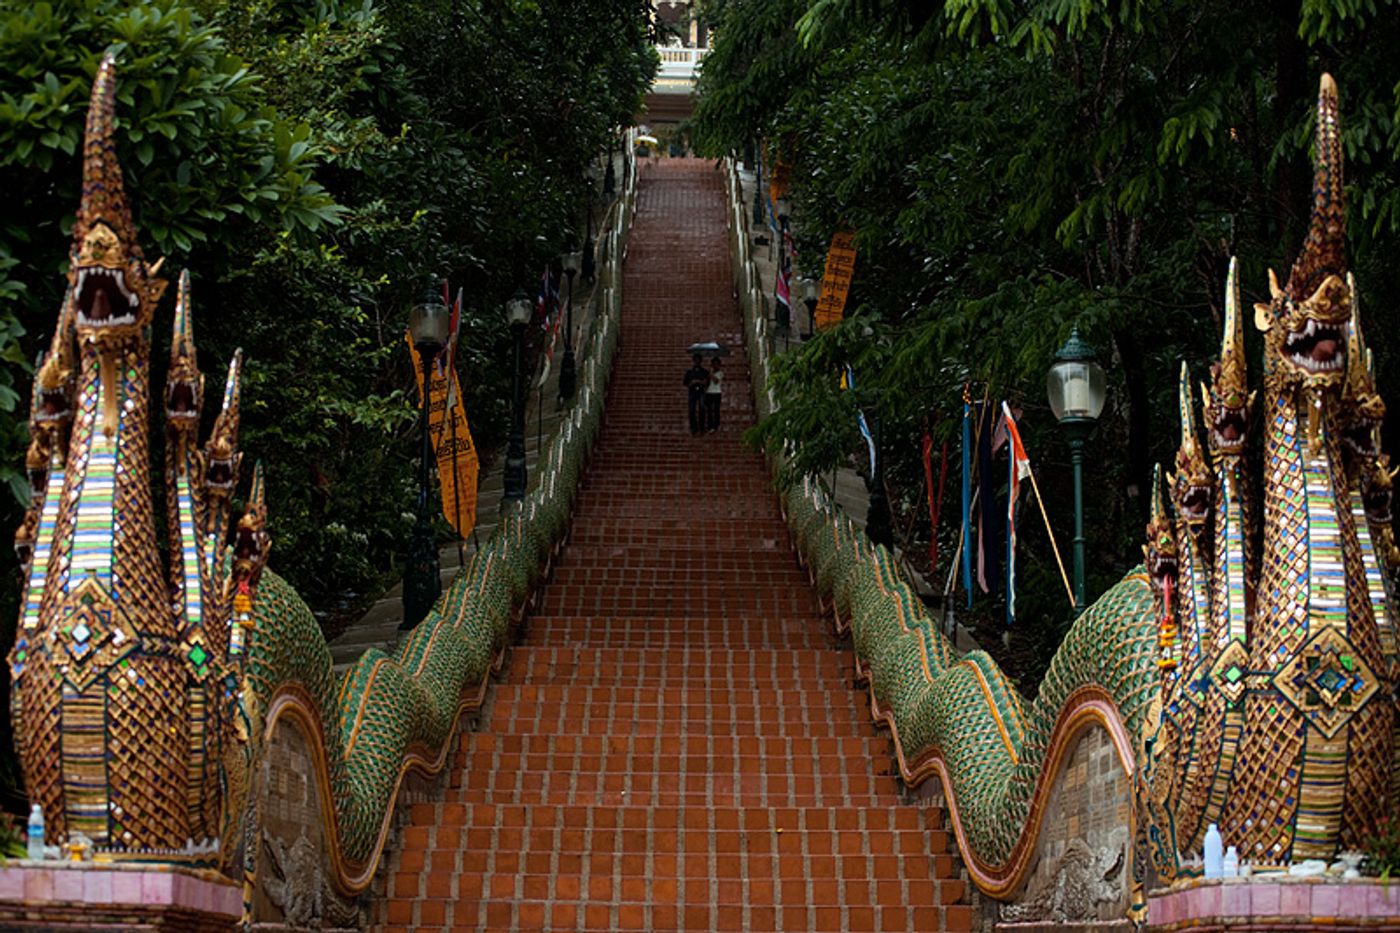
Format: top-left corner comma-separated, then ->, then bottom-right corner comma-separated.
1147,876 -> 1400,931
0,861 -> 240,932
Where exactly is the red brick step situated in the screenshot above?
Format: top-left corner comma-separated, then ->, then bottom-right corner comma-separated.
370,160 -> 967,931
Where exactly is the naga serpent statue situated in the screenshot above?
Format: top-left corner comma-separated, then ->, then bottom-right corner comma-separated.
9,55 -> 622,915
8,54 -> 270,863
773,72 -> 1394,912
1142,71 -> 1396,874
9,53 -> 1393,926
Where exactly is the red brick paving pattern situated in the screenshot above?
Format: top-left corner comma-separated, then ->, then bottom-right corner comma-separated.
371,160 -> 971,931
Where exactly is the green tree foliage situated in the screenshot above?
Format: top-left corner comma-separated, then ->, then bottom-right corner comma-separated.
0,0 -> 655,621
692,0 -> 1400,688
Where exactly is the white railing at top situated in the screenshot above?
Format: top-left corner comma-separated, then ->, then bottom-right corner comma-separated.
655,45 -> 708,83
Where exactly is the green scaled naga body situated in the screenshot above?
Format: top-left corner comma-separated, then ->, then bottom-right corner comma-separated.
1144,73 -> 1396,873
7,55 -> 269,861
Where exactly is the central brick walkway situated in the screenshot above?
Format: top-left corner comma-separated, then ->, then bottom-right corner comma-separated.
373,160 -> 970,931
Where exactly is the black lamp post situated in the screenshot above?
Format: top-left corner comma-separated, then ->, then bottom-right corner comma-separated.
400,282 -> 450,631
503,290 -> 533,501
1046,325 -> 1107,613
558,249 -> 581,402
802,277 -> 819,340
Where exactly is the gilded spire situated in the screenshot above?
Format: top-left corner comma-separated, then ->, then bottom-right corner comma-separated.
1178,362 -> 1201,459
1151,462 -> 1169,526
73,55 -> 140,265
1287,73 -> 1346,301
1218,258 -> 1245,396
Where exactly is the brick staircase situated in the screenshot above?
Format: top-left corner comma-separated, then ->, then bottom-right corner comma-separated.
372,160 -> 971,931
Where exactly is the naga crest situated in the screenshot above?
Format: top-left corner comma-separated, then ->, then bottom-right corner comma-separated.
1144,465 -> 1180,670
1170,364 -> 1211,529
8,56 -> 267,864
1254,74 -> 1349,392
1144,464 -> 1178,602
1204,258 -> 1251,458
1144,73 -> 1395,875
71,56 -> 168,438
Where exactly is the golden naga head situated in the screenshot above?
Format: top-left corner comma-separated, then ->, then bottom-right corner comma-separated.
1205,258 -> 1252,458
1143,463 -> 1179,599
1339,275 -> 1386,462
69,56 -> 167,347
165,270 -> 204,434
231,464 -> 270,596
30,290 -> 78,436
1255,74 -> 1349,389
203,350 -> 243,498
1171,363 -> 1212,529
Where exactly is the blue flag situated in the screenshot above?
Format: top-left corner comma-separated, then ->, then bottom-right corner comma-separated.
961,396 -> 973,608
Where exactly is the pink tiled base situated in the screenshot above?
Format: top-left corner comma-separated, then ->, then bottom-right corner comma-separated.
1149,876 -> 1400,931
0,861 -> 240,932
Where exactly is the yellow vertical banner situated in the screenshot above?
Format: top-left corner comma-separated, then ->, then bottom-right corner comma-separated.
407,331 -> 480,539
814,231 -> 857,330
768,152 -> 791,205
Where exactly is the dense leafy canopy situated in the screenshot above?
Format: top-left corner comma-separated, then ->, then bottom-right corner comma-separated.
0,0 -> 655,640
692,0 -> 1400,684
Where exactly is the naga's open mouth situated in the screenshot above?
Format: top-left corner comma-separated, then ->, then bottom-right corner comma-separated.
1344,422 -> 1381,460
166,380 -> 199,422
206,457 -> 237,491
233,522 -> 264,566
75,266 -> 139,330
36,387 -> 71,423
1364,481 -> 1394,526
1283,318 -> 1345,374
1211,407 -> 1248,453
1178,485 -> 1212,523
1148,551 -> 1179,590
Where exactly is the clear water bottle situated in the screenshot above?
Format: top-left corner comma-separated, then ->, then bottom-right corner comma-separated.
26,804 -> 44,860
1203,823 -> 1224,878
1223,845 -> 1239,877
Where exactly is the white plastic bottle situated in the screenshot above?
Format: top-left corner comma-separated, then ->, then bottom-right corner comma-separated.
26,804 -> 44,860
1223,845 -> 1239,877
1203,823 -> 1224,879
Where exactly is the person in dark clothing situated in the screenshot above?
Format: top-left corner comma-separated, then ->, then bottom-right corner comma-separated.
683,353 -> 710,434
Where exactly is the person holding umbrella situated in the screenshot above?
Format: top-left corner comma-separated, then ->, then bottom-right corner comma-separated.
705,356 -> 723,431
683,352 -> 710,435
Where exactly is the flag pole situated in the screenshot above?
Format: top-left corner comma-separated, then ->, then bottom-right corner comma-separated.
1025,462 -> 1076,607
446,286 -> 465,568
449,378 -> 464,569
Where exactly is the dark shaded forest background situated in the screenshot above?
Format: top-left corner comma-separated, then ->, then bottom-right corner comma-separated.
689,0 -> 1400,685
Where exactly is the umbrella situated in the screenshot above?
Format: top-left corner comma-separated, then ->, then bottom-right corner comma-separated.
687,342 -> 730,357
636,134 -> 660,147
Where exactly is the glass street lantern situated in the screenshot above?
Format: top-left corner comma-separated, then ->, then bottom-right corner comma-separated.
401,280 -> 449,630
1047,325 -> 1106,613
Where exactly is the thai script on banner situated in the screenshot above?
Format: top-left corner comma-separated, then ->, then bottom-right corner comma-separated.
407,332 -> 480,539
814,231 -> 856,330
